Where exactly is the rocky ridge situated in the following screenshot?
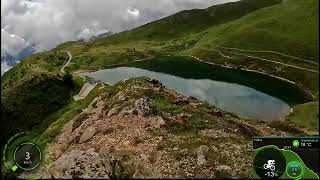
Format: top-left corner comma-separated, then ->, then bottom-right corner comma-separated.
20,77 -> 305,179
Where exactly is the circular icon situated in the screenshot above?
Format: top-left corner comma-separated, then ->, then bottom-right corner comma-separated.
286,161 -> 304,179
253,146 -> 286,179
14,142 -> 42,170
292,140 -> 300,148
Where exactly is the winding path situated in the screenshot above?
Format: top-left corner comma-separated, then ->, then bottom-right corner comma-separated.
216,46 -> 318,66
197,48 -> 319,74
60,51 -> 72,73
73,82 -> 96,101
208,49 -> 232,59
210,49 -> 319,74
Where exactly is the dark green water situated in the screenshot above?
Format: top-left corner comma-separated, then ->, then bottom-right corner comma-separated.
84,56 -> 310,120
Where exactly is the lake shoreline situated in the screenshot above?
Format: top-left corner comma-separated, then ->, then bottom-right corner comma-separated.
180,55 -> 316,101
81,58 -> 307,121
73,55 -> 315,102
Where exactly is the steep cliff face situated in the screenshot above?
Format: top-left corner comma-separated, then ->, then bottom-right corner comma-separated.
19,77 -> 314,179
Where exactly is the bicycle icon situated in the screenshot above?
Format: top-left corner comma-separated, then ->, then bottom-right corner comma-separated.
263,160 -> 276,171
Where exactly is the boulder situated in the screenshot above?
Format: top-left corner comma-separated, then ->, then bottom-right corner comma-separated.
210,145 -> 218,152
175,95 -> 190,104
196,145 -> 209,166
170,113 -> 191,127
215,165 -> 232,177
107,107 -> 119,117
149,79 -> 162,86
216,165 -> 231,171
99,146 -> 110,155
155,116 -> 166,128
79,127 -> 96,143
119,106 -> 134,117
189,102 -> 202,108
51,149 -> 109,179
115,91 -> 127,101
213,110 -> 224,117
134,97 -> 151,117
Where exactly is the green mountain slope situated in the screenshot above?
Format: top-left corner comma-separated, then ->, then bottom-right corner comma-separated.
0,73 -> 79,147
286,101 -> 319,131
183,0 -> 319,92
1,0 -> 319,177
1,0 -> 318,150
52,0 -> 318,94
190,0 -> 319,60
47,0 -> 284,73
93,0 -> 282,43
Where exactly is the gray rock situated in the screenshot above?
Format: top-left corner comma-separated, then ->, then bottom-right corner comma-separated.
155,116 -> 166,128
196,145 -> 209,166
149,79 -> 162,86
51,149 -> 110,179
134,97 -> 151,117
210,145 -> 218,152
79,127 -> 96,143
215,165 -> 232,178
119,106 -> 134,117
197,155 -> 206,166
216,165 -> 232,171
99,146 -> 110,155
140,153 -> 149,161
115,91 -> 126,101
107,107 -> 119,117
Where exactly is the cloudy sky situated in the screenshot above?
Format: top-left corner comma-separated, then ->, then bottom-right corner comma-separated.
1,0 -> 238,74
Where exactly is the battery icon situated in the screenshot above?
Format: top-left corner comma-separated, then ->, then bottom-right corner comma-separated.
11,165 -> 18,172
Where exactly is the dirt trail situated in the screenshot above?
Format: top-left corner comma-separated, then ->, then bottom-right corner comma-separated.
73,82 -> 96,101
216,46 -> 319,66
60,51 -> 72,73
207,49 -> 231,59
181,54 -> 306,85
202,48 -> 319,74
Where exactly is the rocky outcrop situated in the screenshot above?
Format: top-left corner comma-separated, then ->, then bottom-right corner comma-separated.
196,145 -> 209,166
155,116 -> 166,128
79,126 -> 96,143
119,106 -> 135,117
107,107 -> 120,117
149,79 -> 163,86
51,149 -> 109,179
22,77 -> 296,179
134,97 -> 151,117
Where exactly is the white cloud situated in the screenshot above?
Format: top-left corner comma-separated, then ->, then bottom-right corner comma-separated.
1,29 -> 29,57
127,8 -> 140,18
77,22 -> 109,41
1,61 -> 12,75
1,0 -> 239,59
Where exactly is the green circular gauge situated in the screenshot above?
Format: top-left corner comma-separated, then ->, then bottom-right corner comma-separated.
14,142 -> 42,171
286,161 -> 304,179
253,146 -> 286,179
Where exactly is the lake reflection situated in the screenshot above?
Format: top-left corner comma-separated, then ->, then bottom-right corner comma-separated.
85,67 -> 290,121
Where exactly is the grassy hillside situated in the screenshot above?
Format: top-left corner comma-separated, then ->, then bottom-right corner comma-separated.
0,73 -> 80,147
1,51 -> 68,88
93,0 -> 282,43
3,0 -> 317,80
49,0 -> 283,72
1,0 -> 318,147
1,1 -> 319,177
286,101 -> 319,131
13,77 -> 317,179
183,0 -> 319,92
43,0 -> 318,93
191,0 -> 319,60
